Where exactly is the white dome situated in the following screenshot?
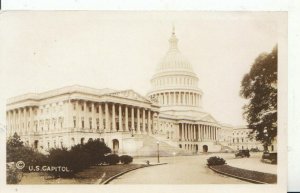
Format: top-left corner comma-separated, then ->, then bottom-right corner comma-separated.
156,32 -> 194,73
147,28 -> 203,114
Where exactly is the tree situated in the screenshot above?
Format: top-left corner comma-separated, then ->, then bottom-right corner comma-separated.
6,133 -> 47,183
240,46 -> 277,147
46,139 -> 112,177
7,132 -> 24,148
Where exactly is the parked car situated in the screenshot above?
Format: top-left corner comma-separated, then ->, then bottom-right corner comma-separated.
235,149 -> 250,158
250,147 -> 260,152
262,151 -> 277,164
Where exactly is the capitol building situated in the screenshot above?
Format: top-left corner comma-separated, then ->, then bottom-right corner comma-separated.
6,28 -> 263,155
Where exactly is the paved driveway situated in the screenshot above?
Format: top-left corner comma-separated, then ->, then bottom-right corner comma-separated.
109,154 -> 249,184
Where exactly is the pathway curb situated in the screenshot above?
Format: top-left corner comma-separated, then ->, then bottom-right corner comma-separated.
101,163 -> 167,184
208,165 -> 268,184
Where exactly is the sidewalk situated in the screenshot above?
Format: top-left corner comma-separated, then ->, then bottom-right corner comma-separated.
226,153 -> 277,174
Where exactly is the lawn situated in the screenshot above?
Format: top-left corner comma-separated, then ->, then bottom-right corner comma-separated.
19,163 -> 145,184
210,165 -> 277,184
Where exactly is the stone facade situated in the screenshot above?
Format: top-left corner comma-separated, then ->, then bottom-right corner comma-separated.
228,126 -> 264,151
6,86 -> 159,154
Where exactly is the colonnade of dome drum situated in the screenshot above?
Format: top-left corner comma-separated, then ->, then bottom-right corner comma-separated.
149,91 -> 201,107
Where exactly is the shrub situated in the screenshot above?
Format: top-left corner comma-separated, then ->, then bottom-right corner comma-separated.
207,156 -> 226,166
46,139 -> 112,177
6,163 -> 23,184
80,139 -> 111,165
105,154 -> 120,165
120,155 -> 133,164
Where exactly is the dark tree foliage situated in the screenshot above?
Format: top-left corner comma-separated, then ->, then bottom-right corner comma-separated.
7,133 -> 47,169
47,139 -> 111,177
240,46 -> 277,146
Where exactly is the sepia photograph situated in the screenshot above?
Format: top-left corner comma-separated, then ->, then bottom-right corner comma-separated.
0,10 -> 287,191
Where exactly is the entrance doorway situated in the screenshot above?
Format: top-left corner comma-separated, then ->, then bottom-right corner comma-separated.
34,140 -> 39,149
203,145 -> 208,152
112,139 -> 119,154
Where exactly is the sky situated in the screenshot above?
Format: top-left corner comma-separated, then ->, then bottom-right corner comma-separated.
0,11 -> 281,126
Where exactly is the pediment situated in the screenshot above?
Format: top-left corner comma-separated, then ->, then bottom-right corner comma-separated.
108,90 -> 151,103
200,114 -> 218,123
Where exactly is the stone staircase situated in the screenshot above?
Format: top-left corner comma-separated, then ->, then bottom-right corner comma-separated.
135,134 -> 191,157
217,141 -> 235,153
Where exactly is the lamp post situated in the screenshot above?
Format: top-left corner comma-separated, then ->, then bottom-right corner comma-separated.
263,127 -> 268,151
157,141 -> 160,163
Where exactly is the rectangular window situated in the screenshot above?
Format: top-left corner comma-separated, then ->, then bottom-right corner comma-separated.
73,116 -> 76,128
73,104 -> 76,110
81,105 -> 84,111
81,117 -> 84,128
96,108 -> 99,113
89,107 -> 92,112
96,118 -> 99,130
89,118 -> 92,130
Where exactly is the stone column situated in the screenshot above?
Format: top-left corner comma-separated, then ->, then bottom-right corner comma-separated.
125,106 -> 128,131
208,126 -> 210,140
91,103 -> 95,130
105,103 -> 109,131
23,107 -> 27,133
6,111 -> 9,134
190,124 -> 193,141
199,124 -> 201,140
188,124 -> 191,141
185,124 -> 188,141
194,125 -> 196,141
152,112 -> 155,134
214,127 -> 216,140
12,110 -> 15,134
172,92 -> 174,105
83,101 -> 87,130
99,104 -> 103,130
137,108 -> 140,133
118,104 -> 122,131
191,124 -> 193,141
207,126 -> 209,139
198,124 -> 201,141
183,123 -> 186,141
112,104 -> 116,131
77,101 -> 81,130
147,110 -> 151,133
131,107 -> 135,133
142,108 -> 146,133
29,107 -> 34,133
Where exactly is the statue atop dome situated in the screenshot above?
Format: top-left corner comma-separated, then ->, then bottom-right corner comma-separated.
169,25 -> 179,51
